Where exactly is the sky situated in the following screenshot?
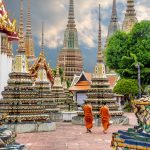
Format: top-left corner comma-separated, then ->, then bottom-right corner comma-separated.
4,0 -> 150,72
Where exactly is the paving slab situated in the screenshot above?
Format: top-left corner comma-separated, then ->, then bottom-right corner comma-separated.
16,113 -> 137,150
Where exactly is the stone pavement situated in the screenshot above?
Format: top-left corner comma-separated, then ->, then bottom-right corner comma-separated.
16,113 -> 137,150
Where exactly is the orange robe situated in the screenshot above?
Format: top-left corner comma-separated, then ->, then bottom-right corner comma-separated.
83,104 -> 93,129
99,106 -> 110,130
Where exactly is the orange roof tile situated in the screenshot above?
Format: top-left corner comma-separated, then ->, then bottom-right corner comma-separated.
69,85 -> 91,91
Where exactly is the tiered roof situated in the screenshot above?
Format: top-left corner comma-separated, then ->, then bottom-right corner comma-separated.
69,72 -> 91,91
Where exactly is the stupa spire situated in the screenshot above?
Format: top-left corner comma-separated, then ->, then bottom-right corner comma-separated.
105,0 -> 119,45
26,0 -> 32,37
67,0 -> 76,29
126,0 -> 136,17
111,0 -> 118,22
122,0 -> 137,32
18,0 -> 25,53
41,22 -> 44,53
97,4 -> 103,63
25,0 -> 35,59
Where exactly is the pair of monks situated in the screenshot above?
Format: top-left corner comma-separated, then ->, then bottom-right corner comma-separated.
83,101 -> 111,134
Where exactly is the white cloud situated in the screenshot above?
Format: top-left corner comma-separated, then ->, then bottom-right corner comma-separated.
6,0 -> 150,49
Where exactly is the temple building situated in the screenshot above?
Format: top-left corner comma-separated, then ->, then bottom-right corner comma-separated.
69,71 -> 92,105
25,0 -> 36,65
0,0 -> 55,133
0,0 -> 18,98
57,0 -> 83,81
106,0 -> 119,43
122,0 -> 138,32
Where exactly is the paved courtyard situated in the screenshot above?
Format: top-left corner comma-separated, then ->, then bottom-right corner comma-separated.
16,113 -> 137,150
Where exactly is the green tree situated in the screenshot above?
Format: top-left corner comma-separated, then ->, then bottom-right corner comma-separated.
113,78 -> 139,100
106,21 -> 150,85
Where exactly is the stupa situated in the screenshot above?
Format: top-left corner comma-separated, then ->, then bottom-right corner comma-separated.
122,0 -> 138,32
112,96 -> 150,149
57,0 -> 83,81
0,0 -> 18,98
51,65 -> 69,111
72,4 -> 127,125
0,0 -> 55,133
34,24 -> 59,114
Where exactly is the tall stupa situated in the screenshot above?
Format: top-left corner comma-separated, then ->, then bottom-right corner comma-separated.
57,0 -> 83,81
34,23 -> 59,114
122,0 -> 138,32
106,0 -> 119,42
85,4 -> 123,117
0,0 -> 18,98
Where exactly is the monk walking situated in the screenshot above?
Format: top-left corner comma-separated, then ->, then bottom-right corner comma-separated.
83,101 -> 93,133
99,102 -> 111,134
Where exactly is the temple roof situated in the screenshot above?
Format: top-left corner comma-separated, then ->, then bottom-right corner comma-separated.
69,71 -> 119,91
0,1 -> 18,40
29,51 -> 54,84
69,71 -> 92,91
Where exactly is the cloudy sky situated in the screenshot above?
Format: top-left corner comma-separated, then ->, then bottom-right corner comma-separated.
4,0 -> 150,72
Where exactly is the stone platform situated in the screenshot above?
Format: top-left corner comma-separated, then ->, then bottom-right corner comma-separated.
72,115 -> 129,126
2,122 -> 56,134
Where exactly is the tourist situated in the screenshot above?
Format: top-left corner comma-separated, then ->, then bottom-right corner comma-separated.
99,101 -> 111,134
83,101 -> 93,133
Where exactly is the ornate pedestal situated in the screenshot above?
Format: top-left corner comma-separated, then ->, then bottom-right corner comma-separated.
111,97 -> 150,149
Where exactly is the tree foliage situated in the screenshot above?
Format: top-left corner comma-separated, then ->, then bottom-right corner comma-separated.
106,21 -> 150,85
113,79 -> 138,99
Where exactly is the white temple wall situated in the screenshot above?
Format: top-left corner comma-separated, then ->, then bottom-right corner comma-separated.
0,33 -> 13,98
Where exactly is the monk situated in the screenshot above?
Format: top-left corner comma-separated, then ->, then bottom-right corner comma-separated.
99,101 -> 111,134
83,101 -> 93,133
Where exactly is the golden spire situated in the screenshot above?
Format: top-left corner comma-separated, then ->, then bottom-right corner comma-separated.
18,0 -> 25,53
26,0 -> 32,37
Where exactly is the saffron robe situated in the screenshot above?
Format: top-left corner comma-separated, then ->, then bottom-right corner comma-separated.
83,104 -> 93,129
100,106 -> 110,130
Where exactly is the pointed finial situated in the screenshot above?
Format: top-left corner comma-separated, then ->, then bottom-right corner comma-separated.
67,0 -> 76,28
18,0 -> 25,53
41,22 -> 44,54
97,4 -> 103,63
111,0 -> 118,22
26,0 -> 32,37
